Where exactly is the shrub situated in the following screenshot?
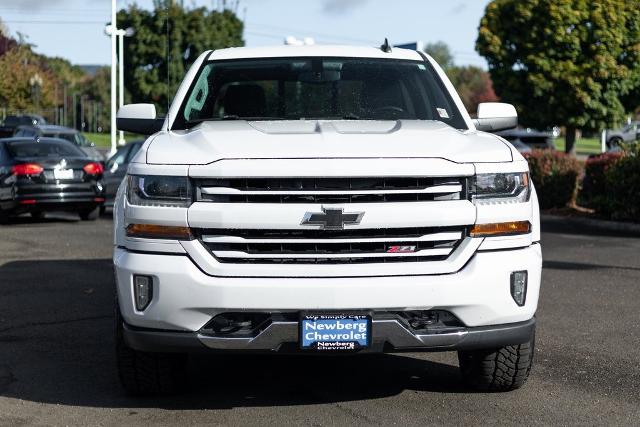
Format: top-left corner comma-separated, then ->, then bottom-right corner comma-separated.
580,152 -> 623,212
524,150 -> 582,209
602,145 -> 640,221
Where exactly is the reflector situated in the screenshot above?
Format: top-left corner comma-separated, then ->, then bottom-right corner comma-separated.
126,224 -> 193,240
470,221 -> 530,237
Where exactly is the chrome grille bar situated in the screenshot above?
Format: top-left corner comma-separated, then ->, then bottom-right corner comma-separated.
201,184 -> 462,196
211,248 -> 453,259
201,231 -> 463,244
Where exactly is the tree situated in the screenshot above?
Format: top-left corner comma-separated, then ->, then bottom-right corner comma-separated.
84,67 -> 111,131
117,1 -> 244,114
448,66 -> 499,114
477,0 -> 640,154
424,41 -> 455,71
424,41 -> 498,114
0,46 -> 56,111
0,19 -> 17,57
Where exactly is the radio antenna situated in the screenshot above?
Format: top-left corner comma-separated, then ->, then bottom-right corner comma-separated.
380,38 -> 392,53
166,1 -> 170,127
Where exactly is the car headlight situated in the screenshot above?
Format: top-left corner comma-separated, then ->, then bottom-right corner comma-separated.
127,175 -> 192,207
471,172 -> 530,205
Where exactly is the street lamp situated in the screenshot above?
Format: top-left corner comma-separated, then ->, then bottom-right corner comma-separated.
29,73 -> 43,110
105,23 -> 135,149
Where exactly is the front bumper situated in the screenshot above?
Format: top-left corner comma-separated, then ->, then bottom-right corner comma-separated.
122,317 -> 536,354
114,243 -> 542,333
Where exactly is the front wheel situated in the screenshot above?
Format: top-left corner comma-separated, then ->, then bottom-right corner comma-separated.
458,334 -> 535,392
115,298 -> 187,395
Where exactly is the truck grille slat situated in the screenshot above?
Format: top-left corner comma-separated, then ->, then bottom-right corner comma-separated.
197,177 -> 465,204
198,227 -> 466,264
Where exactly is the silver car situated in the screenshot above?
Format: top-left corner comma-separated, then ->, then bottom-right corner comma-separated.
606,121 -> 639,148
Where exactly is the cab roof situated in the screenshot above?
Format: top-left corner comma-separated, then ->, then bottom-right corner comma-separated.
208,45 -> 425,62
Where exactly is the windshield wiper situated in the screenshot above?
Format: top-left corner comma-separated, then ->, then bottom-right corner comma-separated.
342,113 -> 361,120
185,116 -> 281,126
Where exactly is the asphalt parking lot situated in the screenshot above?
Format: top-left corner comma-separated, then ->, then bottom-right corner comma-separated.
0,213 -> 639,426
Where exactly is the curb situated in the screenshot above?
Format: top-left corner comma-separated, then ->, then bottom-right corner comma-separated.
541,214 -> 640,236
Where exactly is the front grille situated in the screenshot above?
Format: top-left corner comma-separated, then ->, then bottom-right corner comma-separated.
196,177 -> 465,203
198,227 -> 466,264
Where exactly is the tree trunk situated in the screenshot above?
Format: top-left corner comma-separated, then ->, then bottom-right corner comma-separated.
565,126 -> 577,156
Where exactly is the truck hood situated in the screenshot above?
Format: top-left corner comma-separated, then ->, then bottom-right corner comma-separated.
145,120 -> 512,165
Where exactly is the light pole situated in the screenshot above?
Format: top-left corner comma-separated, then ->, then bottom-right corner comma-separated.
117,27 -> 134,146
105,23 -> 135,149
109,0 -> 116,155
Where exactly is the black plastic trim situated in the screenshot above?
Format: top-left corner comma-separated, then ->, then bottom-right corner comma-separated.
122,317 -> 536,354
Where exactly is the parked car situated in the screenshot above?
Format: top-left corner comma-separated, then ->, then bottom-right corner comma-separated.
506,138 -> 532,154
0,114 -> 47,138
112,45 -> 541,394
13,125 -> 104,162
606,121 -> 639,148
496,128 -> 555,151
102,140 -> 143,212
0,137 -> 105,221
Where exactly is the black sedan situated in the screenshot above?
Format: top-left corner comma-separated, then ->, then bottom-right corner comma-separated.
13,125 -> 104,162
0,138 -> 105,221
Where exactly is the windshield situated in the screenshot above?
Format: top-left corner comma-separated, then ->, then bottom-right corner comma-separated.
7,140 -> 86,158
174,57 -> 466,130
42,132 -> 76,144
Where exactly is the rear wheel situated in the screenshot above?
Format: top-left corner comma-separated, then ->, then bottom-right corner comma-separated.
99,205 -> 107,215
30,211 -> 45,220
79,207 -> 99,221
115,298 -> 187,395
607,136 -> 622,149
458,334 -> 535,392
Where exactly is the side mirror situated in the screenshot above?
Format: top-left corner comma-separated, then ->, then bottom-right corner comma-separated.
116,104 -> 164,135
473,102 -> 518,132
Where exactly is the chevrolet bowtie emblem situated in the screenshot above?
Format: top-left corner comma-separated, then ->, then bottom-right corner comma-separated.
301,207 -> 364,230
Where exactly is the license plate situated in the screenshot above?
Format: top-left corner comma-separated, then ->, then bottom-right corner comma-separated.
300,314 -> 371,351
54,168 -> 74,180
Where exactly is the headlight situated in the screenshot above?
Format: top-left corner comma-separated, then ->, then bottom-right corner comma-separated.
471,172 -> 530,205
127,175 -> 192,207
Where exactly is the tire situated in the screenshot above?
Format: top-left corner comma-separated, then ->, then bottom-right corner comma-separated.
99,205 -> 107,216
30,211 -> 45,220
79,207 -> 99,221
115,298 -> 187,395
607,137 -> 622,149
458,334 -> 535,392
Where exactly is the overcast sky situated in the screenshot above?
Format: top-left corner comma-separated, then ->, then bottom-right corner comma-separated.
0,0 -> 490,67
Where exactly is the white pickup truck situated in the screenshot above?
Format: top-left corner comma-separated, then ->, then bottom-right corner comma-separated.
113,44 -> 541,394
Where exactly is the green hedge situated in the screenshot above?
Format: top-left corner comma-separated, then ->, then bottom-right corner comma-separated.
524,150 -> 582,209
595,145 -> 640,221
580,152 -> 624,213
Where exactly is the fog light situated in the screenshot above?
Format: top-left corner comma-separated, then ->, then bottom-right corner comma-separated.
133,275 -> 153,311
510,271 -> 527,306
